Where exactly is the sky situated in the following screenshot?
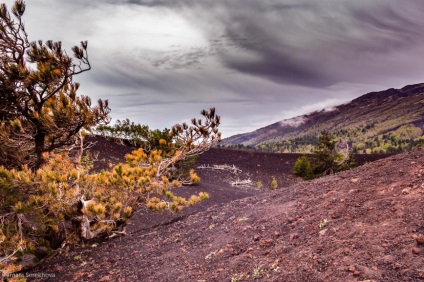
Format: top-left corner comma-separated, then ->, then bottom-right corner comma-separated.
3,0 -> 424,137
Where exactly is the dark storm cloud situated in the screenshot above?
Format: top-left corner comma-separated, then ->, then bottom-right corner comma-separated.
146,46 -> 216,70
122,0 -> 424,87
16,0 -> 424,137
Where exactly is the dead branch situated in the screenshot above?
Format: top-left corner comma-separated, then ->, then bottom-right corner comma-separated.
197,164 -> 242,173
230,179 -> 252,186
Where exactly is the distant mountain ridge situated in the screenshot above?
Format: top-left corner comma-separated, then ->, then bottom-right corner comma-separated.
221,83 -> 424,153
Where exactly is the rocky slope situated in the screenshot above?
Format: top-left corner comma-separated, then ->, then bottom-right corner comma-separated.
27,145 -> 424,281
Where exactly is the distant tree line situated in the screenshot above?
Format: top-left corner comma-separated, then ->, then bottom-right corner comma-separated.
223,123 -> 424,154
95,119 -> 173,153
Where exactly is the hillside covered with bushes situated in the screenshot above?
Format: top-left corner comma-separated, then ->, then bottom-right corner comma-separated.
221,83 -> 424,154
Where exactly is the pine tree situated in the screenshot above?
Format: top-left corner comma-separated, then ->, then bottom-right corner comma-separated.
0,1 -> 110,169
313,131 -> 356,175
0,108 -> 220,271
313,131 -> 340,175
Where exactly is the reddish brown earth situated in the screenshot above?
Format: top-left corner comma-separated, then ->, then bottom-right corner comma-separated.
24,137 -> 424,281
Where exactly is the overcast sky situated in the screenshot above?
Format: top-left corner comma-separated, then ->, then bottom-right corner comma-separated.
4,0 -> 424,137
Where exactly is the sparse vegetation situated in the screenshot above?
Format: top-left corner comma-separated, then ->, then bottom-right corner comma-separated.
231,274 -> 247,282
252,266 -> 264,278
319,219 -> 329,229
2,1 -> 423,280
270,178 -> 278,189
0,0 -> 222,274
236,216 -> 249,222
1,107 -> 220,273
222,85 -> 424,154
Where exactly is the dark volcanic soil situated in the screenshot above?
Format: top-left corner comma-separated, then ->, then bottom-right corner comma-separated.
24,137 -> 424,281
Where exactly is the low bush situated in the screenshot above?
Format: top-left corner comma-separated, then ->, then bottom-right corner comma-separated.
270,178 -> 278,189
0,148 -> 209,272
0,108 -> 221,275
293,155 -> 314,180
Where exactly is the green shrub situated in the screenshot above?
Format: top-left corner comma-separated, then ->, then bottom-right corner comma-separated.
293,155 -> 314,180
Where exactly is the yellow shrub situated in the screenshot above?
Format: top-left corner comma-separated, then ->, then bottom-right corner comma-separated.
1,142 -> 211,272
189,169 -> 200,184
123,206 -> 132,219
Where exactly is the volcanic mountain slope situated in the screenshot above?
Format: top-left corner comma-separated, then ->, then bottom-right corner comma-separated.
221,83 -> 424,153
29,147 -> 424,281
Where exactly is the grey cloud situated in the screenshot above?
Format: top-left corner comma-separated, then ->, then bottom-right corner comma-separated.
21,0 -> 424,137
218,1 -> 424,87
33,0 -> 424,88
122,0 -> 424,87
120,0 -> 169,7
144,46 -> 216,70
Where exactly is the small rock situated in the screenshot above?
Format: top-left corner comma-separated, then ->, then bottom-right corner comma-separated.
319,229 -> 328,236
401,269 -> 411,275
259,238 -> 274,247
415,234 -> 424,245
289,233 -> 299,240
353,271 -> 361,276
194,271 -> 202,277
401,188 -> 410,195
99,276 -> 111,282
412,247 -> 421,254
348,265 -> 356,273
253,234 -> 260,241
380,255 -> 395,264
